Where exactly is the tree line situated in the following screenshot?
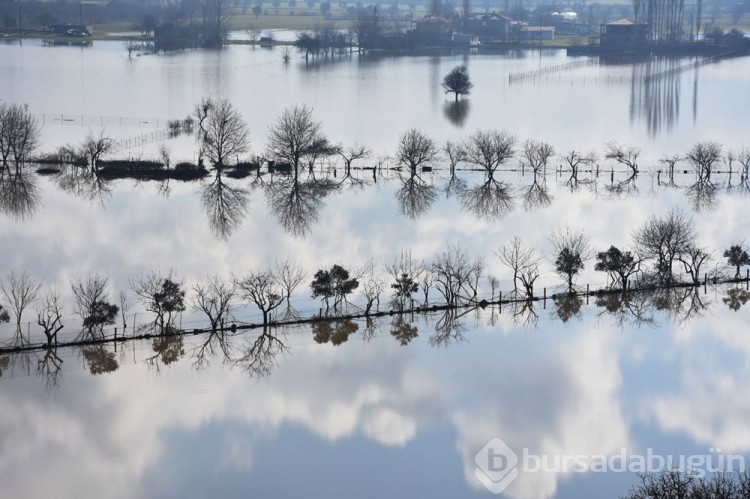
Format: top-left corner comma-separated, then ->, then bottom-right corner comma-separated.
1,217 -> 749,349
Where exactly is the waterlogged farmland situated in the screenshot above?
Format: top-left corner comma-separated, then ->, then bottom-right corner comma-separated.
1,39 -> 750,498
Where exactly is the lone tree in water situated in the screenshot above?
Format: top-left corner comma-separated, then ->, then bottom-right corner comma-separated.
441,65 -> 473,101
724,244 -> 750,279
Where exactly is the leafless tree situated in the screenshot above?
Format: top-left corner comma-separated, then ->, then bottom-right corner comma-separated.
194,97 -> 250,168
633,209 -> 697,285
274,259 -> 307,306
686,141 -> 722,182
431,243 -> 484,306
71,273 -> 111,320
119,290 -> 131,331
496,236 -> 538,298
395,129 -> 438,175
236,268 -> 284,325
677,246 -> 712,285
605,142 -> 641,174
337,144 -> 370,174
267,105 -> 335,173
659,154 -> 681,186
444,140 -> 466,175
385,249 -> 426,310
1,271 -> 41,333
81,130 -> 115,171
36,288 -> 64,346
562,149 -> 597,186
192,275 -> 237,332
235,330 -> 287,378
550,225 -> 593,293
361,272 -> 385,315
130,270 -> 186,334
0,103 -> 41,171
463,129 -> 516,177
520,139 -> 555,175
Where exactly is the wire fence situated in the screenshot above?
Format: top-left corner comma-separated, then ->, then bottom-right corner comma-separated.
34,113 -> 168,128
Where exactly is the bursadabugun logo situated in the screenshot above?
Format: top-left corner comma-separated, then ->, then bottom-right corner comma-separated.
474,438 -> 519,494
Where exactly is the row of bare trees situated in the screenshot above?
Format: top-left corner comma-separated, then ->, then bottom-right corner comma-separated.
2,218 -> 749,346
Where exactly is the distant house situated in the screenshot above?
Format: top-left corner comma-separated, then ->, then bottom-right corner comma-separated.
52,24 -> 92,37
414,15 -> 451,44
600,18 -> 648,48
520,26 -> 555,40
463,12 -> 513,40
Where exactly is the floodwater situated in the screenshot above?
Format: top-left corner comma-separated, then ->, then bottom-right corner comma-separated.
1,38 -> 750,498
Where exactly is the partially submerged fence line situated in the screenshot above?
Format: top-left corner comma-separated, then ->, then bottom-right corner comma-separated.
2,273 -> 748,356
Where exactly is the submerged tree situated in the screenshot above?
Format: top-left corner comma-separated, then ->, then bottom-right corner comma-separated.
194,97 -> 250,168
441,65 -> 473,101
192,275 -> 236,332
1,270 -> 41,334
385,249 -> 426,311
396,129 -> 438,175
431,243 -> 483,307
724,244 -> 750,279
495,236 -> 539,297
36,288 -> 65,346
236,268 -> 284,325
605,142 -> 641,175
81,130 -> 115,172
0,102 -> 41,170
551,226 -> 592,293
131,270 -> 186,334
686,141 -> 722,182
633,210 -> 697,285
266,105 -> 335,172
595,246 -> 640,292
310,264 -> 359,313
463,129 -> 516,177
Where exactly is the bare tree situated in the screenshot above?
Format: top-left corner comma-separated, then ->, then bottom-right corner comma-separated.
119,289 -> 131,331
659,154 -> 682,185
385,249 -> 426,310
36,288 -> 65,346
396,129 -> 438,175
336,143 -> 370,176
520,139 -> 555,175
431,243 -> 484,306
194,97 -> 250,168
563,150 -> 597,187
496,236 -> 538,298
361,273 -> 385,315
678,246 -> 711,285
81,130 -> 115,171
1,271 -> 41,333
192,275 -> 237,332
71,273 -> 118,338
274,259 -> 307,306
236,268 -> 284,325
463,129 -> 516,177
444,140 -> 466,175
550,226 -> 592,293
686,141 -> 722,182
266,105 -> 335,173
441,65 -> 473,101
0,103 -> 41,171
633,210 -> 697,285
605,142 -> 641,174
130,270 -> 186,334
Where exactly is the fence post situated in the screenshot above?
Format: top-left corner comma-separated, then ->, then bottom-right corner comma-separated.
499,291 -> 502,313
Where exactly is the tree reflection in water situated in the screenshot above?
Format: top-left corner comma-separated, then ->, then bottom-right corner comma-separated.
430,308 -> 470,347
81,345 -> 119,375
37,347 -> 63,390
458,175 -> 514,221
553,294 -> 583,323
200,168 -> 250,240
192,330 -> 234,370
724,286 -> 750,311
234,327 -> 287,378
390,316 -> 418,345
0,169 -> 41,221
312,319 -> 359,345
146,334 -> 185,372
395,171 -> 437,220
53,164 -> 112,204
264,172 -> 338,237
443,100 -> 470,127
520,172 -> 552,211
685,177 -> 719,213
